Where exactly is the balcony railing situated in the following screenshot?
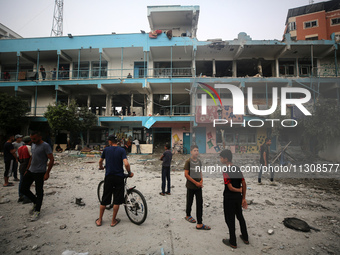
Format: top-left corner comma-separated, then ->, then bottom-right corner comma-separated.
2,66 -> 340,82
0,67 -> 194,81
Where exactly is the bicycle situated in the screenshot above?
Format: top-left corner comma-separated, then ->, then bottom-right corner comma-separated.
97,174 -> 148,225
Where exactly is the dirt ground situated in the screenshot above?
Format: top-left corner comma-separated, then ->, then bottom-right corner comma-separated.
0,152 -> 339,255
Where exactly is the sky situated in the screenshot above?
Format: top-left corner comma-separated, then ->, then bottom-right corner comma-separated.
0,0 -> 327,41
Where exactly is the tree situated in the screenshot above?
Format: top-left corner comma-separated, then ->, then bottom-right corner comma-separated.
0,93 -> 29,133
44,100 -> 97,146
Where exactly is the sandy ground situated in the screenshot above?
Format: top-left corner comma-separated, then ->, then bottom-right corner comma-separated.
0,152 -> 340,255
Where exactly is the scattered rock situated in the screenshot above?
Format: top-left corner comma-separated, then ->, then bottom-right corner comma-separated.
265,200 -> 275,206
32,245 -> 38,251
60,224 -> 67,229
268,229 -> 274,235
0,197 -> 10,204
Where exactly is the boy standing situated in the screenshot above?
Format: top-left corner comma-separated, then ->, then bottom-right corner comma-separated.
184,145 -> 210,230
159,144 -> 172,196
220,149 -> 249,249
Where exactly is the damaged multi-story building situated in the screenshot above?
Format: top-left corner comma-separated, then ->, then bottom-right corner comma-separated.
0,5 -> 339,158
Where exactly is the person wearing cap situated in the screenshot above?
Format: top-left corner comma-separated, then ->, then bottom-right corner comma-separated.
3,134 -> 18,187
12,134 -> 24,181
96,135 -> 134,227
17,136 -> 32,203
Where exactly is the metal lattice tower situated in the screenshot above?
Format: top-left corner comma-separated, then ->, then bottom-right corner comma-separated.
50,0 -> 64,36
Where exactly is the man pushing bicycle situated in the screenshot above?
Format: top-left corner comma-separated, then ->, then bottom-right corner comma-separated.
96,135 -> 134,227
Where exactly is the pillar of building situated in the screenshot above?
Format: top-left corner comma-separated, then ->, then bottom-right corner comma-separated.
69,63 -> 73,79
106,94 -> 112,116
146,93 -> 153,116
296,58 -> 299,77
275,59 -> 279,78
232,60 -> 237,77
130,93 -> 134,114
212,59 -> 216,77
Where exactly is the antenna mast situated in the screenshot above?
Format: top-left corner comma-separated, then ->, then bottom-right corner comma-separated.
51,0 -> 64,36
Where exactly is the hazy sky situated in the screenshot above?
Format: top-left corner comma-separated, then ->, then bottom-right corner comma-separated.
0,0 -> 326,41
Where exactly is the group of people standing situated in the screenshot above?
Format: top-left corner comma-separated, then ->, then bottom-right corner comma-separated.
3,132 -> 54,221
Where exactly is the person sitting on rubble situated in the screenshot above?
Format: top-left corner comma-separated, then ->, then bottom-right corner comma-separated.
55,144 -> 63,153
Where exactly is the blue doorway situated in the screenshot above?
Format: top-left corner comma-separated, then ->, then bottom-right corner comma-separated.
183,132 -> 191,154
134,62 -> 147,78
195,127 -> 206,154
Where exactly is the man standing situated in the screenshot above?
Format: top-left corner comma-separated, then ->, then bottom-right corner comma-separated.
220,149 -> 249,249
12,134 -> 24,181
159,144 -> 172,196
40,65 -> 46,80
17,136 -> 32,203
3,134 -> 17,187
184,145 -> 210,230
96,135 -> 133,227
133,137 -> 140,154
258,138 -> 274,185
20,131 -> 54,221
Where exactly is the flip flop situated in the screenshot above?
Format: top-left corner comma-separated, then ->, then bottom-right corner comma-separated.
185,216 -> 196,223
3,183 -> 14,187
111,218 -> 121,227
222,239 -> 237,249
95,218 -> 102,227
196,224 -> 211,230
159,192 -> 165,196
165,192 -> 171,195
240,235 -> 249,244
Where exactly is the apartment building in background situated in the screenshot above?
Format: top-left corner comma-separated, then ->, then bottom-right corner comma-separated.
284,0 -> 340,41
0,5 -> 339,158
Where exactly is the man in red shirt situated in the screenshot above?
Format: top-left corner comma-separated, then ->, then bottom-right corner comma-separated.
17,136 -> 32,203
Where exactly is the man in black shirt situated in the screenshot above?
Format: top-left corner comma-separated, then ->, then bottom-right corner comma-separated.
3,134 -> 18,187
258,137 -> 274,184
159,144 -> 172,195
220,149 -> 249,249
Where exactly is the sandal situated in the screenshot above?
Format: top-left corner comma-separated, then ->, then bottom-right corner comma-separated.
240,235 -> 249,244
222,239 -> 237,249
165,192 -> 171,195
185,216 -> 196,223
159,192 -> 165,196
111,218 -> 121,227
95,218 -> 102,227
3,183 -> 14,187
196,224 -> 211,230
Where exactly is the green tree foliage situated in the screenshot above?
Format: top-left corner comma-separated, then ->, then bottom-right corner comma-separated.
0,93 -> 29,133
44,100 -> 97,133
300,99 -> 340,152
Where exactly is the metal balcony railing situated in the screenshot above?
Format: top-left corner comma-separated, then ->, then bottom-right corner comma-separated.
2,66 -> 340,82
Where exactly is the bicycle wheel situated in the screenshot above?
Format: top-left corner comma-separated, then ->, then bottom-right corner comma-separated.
97,180 -> 113,210
124,189 -> 148,225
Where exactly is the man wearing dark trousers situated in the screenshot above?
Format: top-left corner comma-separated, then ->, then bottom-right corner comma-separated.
258,137 -> 275,185
220,149 -> 249,249
184,145 -> 210,230
96,135 -> 134,227
159,144 -> 172,196
20,131 -> 54,221
3,134 -> 18,187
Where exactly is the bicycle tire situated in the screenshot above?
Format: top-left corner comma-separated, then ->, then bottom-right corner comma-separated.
97,180 -> 113,210
124,189 -> 148,225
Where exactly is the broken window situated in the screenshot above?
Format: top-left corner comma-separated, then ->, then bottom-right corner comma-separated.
92,61 -> 107,78
215,61 -> 232,77
196,61 -> 213,77
236,59 -> 273,77
279,59 -> 295,76
73,62 -> 89,79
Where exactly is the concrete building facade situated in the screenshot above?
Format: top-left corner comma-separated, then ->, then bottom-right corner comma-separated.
284,0 -> 340,41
